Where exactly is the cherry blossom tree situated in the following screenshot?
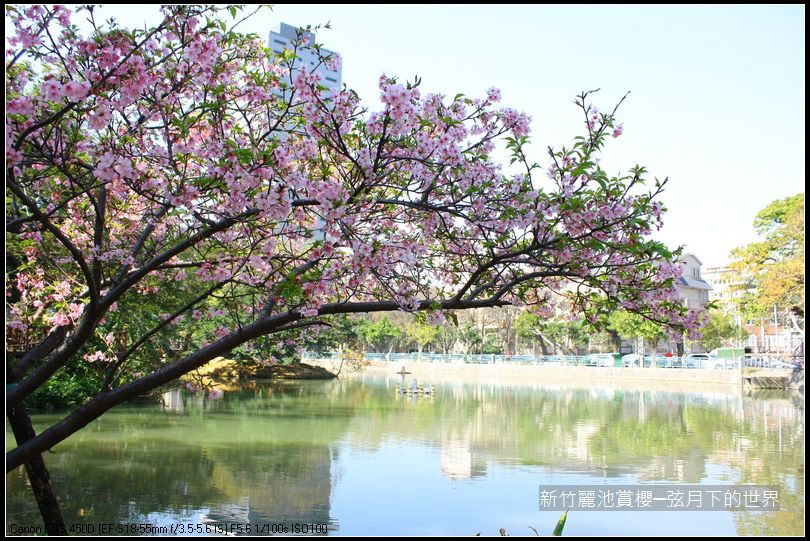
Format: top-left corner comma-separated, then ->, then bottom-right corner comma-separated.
6,5 -> 702,532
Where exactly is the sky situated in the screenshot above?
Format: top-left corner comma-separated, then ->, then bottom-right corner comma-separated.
33,5 -> 806,268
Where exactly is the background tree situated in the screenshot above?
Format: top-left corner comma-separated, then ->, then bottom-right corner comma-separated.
698,310 -> 749,352
455,322 -> 484,354
608,310 -> 667,360
730,194 -> 804,334
514,311 -> 588,355
6,5 -> 702,532
435,318 -> 459,354
404,319 -> 441,359
300,314 -> 360,355
515,311 -> 549,354
492,306 -> 520,354
355,316 -> 403,358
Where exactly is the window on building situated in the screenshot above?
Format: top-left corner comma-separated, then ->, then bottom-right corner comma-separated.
273,39 -> 287,46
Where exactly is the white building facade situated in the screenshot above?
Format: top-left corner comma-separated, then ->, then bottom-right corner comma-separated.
703,265 -> 801,355
702,265 -> 751,309
269,23 -> 342,92
618,254 -> 713,355
677,254 -> 712,310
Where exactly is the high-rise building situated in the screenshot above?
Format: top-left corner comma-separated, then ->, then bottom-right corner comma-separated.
703,265 -> 801,354
269,23 -> 342,92
702,265 -> 750,310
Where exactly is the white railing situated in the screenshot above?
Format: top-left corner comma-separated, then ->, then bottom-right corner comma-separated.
301,351 -> 759,370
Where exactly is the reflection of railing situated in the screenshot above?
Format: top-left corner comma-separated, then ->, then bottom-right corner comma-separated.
6,326 -> 48,356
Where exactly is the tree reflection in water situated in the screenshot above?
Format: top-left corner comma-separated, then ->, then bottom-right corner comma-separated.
6,380 -> 803,535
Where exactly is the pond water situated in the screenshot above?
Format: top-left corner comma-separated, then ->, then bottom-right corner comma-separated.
6,377 -> 805,536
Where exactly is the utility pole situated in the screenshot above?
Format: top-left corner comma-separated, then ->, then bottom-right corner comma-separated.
773,305 -> 780,355
759,316 -> 765,353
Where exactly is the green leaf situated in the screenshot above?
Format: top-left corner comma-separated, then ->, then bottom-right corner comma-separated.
552,510 -> 567,536
234,148 -> 253,164
279,280 -> 302,302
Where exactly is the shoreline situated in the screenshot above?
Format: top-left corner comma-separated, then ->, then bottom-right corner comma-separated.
306,358 -> 778,395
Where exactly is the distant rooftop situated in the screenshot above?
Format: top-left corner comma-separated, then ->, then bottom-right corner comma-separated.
679,276 -> 712,290
272,22 -> 315,44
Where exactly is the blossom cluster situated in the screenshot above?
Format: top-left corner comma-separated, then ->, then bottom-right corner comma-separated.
5,5 -> 702,375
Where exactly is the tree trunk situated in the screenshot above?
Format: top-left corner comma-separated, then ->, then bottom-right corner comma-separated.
607,328 -> 621,352
536,334 -> 550,356
7,403 -> 67,535
8,297 -> 512,471
788,311 -> 805,336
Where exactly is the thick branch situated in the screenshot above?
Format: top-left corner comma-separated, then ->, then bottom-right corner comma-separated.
7,211 -> 256,410
101,280 -> 229,390
10,327 -> 68,379
6,296 -> 508,472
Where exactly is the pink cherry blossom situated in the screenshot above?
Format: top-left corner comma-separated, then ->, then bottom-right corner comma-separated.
62,80 -> 90,101
213,325 -> 230,338
5,6 -> 702,484
325,53 -> 341,71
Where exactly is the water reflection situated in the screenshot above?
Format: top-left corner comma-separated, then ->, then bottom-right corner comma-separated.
6,379 -> 804,536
